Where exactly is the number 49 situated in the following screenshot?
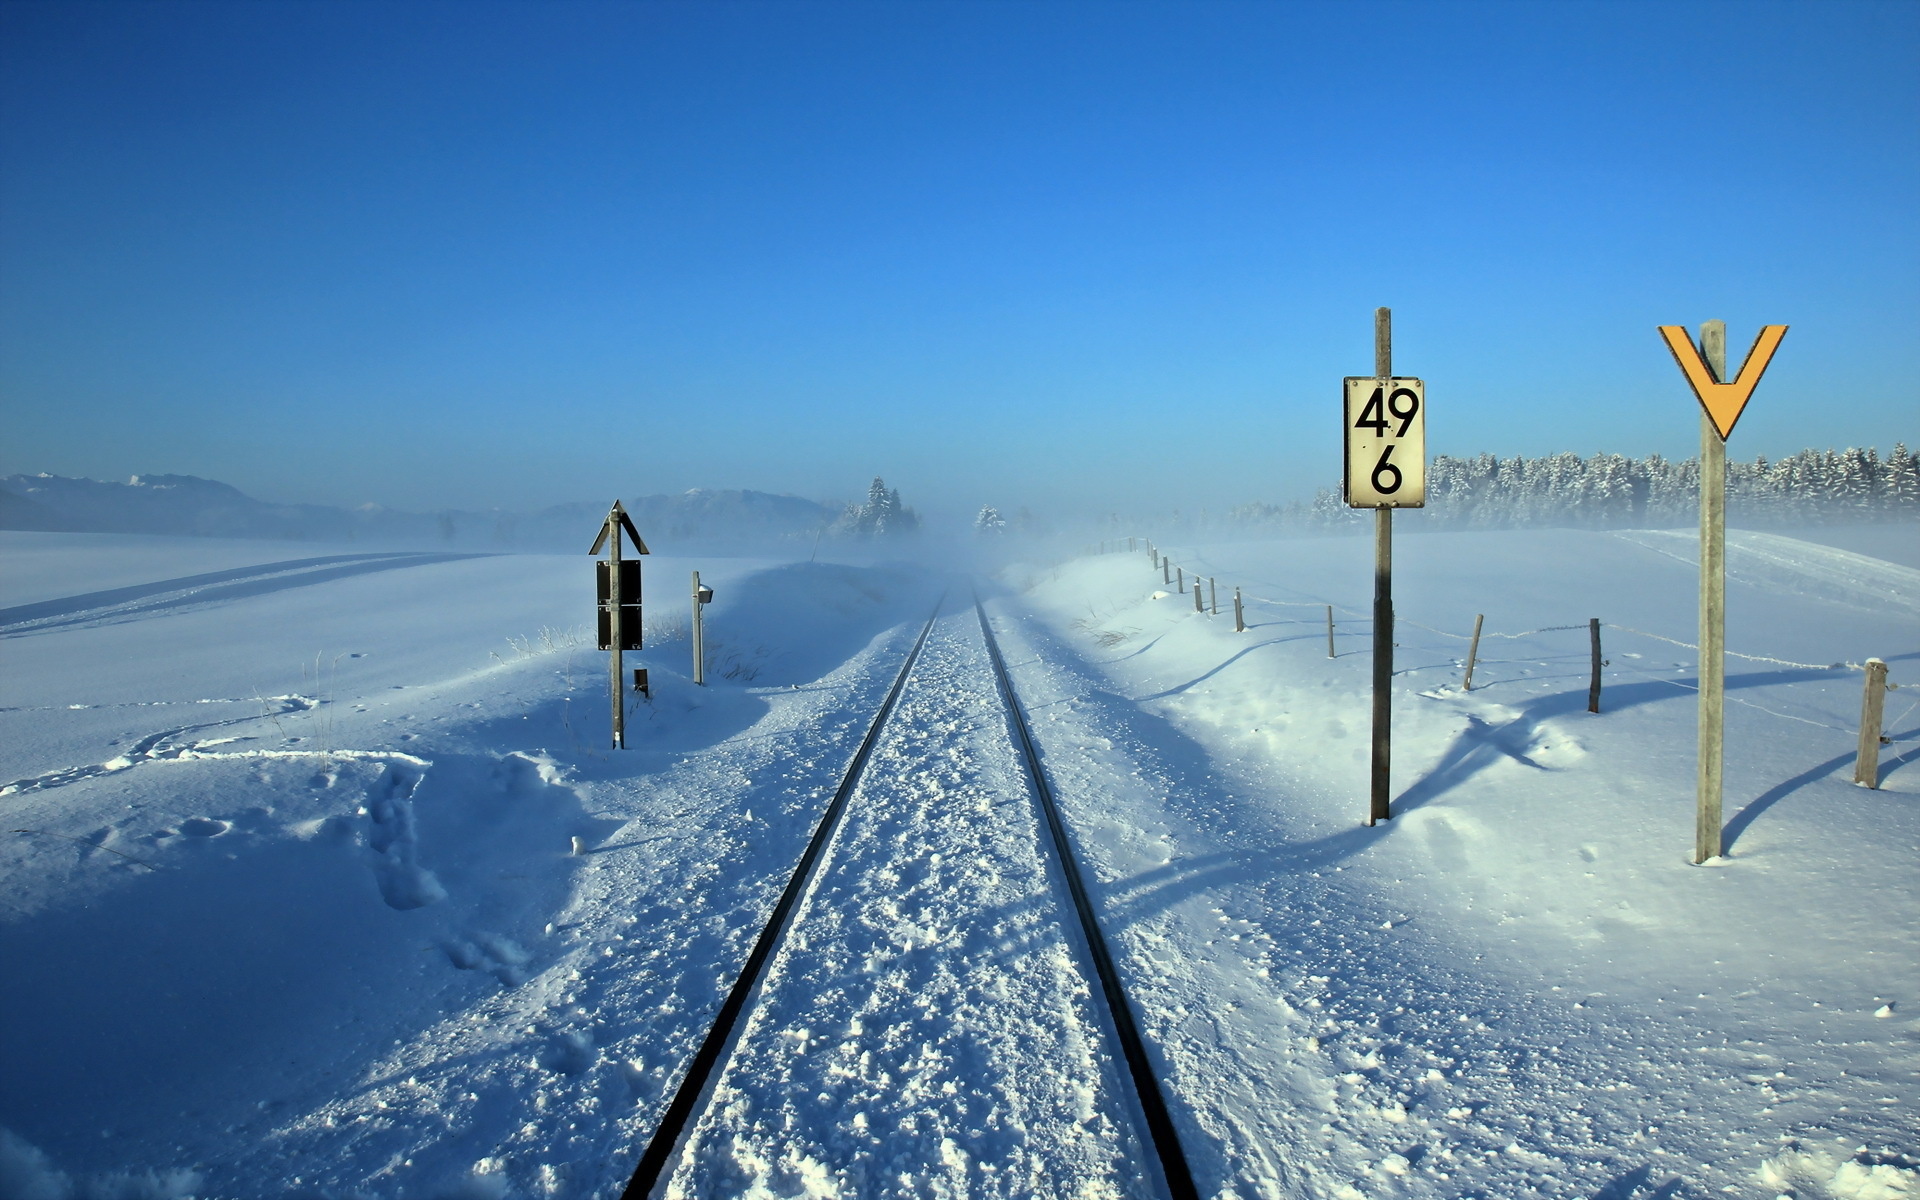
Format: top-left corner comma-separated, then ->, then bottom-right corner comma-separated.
1354,385 -> 1420,437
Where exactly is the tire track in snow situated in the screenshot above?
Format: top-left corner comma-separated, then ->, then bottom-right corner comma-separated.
656,608 -> 1157,1199
0,551 -> 490,634
1,696 -> 449,917
0,695 -> 320,796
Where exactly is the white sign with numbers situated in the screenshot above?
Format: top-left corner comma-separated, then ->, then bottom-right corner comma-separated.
1343,376 -> 1426,508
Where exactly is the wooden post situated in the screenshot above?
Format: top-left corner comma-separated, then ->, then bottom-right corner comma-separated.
1209,577 -> 1217,615
1463,613 -> 1484,691
1370,306 -> 1394,825
1697,320 -> 1727,863
1162,558 -> 1170,585
1151,543 -> 1159,569
692,570 -> 706,686
1176,566 -> 1185,593
1326,605 -> 1335,658
1129,536 -> 1136,553
1194,576 -> 1204,612
1587,618 -> 1602,713
1855,659 -> 1889,788
1234,587 -> 1245,632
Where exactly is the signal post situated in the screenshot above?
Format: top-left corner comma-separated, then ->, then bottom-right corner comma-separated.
591,501 -> 649,748
1344,308 -> 1426,825
1659,321 -> 1787,861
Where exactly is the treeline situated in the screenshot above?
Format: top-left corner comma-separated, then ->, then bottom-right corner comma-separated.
1223,444 -> 1918,533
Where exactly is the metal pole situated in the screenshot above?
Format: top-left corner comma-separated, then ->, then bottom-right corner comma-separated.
610,516 -> 624,749
1326,605 -> 1335,658
1371,306 -> 1393,825
1463,613 -> 1484,691
1697,319 -> 1727,862
692,569 -> 706,686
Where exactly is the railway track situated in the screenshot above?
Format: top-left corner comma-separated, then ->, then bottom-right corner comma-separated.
621,590 -> 1198,1199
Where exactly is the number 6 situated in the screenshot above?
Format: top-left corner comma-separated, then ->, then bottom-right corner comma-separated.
1371,445 -> 1402,495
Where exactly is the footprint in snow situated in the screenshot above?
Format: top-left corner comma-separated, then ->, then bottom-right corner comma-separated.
444,932 -> 530,985
534,1028 -> 595,1075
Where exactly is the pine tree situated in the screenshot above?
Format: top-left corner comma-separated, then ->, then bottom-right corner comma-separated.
974,505 -> 1007,536
865,477 -> 896,535
1888,443 -> 1920,514
832,476 -> 919,538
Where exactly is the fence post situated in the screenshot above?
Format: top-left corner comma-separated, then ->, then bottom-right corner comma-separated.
1209,577 -> 1218,615
1177,566 -> 1185,593
1326,605 -> 1335,658
1194,577 -> 1204,612
1129,536 -> 1136,553
1163,559 -> 1170,585
1587,618 -> 1602,713
1855,658 -> 1890,788
1234,587 -> 1245,632
1463,613 -> 1484,691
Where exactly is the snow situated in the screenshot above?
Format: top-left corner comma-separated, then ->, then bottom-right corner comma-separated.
0,525 -> 1913,1199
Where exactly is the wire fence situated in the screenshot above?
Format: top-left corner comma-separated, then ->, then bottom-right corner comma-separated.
1075,537 -> 1906,779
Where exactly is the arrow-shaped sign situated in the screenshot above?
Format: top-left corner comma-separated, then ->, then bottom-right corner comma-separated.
1658,324 -> 1788,440
589,500 -> 649,556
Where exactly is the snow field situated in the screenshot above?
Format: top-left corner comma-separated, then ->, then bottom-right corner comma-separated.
0,542 -> 945,1197
0,526 -> 1913,1199
1000,528 -> 1917,1198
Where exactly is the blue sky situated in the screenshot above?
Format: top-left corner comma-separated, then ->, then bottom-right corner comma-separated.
2,0 -> 1914,524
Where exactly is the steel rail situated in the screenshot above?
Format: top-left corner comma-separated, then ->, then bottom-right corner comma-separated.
972,591 -> 1202,1200
620,594 -> 946,1199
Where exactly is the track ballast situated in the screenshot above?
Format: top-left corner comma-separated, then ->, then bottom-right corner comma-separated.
622,591 -> 1197,1199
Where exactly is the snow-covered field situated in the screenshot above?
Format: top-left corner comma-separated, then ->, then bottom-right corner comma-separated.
0,526 -> 1914,1200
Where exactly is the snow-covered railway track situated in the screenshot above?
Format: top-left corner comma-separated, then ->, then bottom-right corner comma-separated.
621,592 -> 1198,1199
973,591 -> 1199,1200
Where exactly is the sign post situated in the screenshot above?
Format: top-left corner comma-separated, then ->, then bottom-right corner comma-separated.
1344,307 -> 1425,825
590,500 -> 649,748
1658,321 -> 1786,862
692,571 -> 714,685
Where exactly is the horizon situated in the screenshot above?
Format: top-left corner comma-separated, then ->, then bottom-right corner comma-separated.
7,435 -> 1913,542
3,0 -> 1915,522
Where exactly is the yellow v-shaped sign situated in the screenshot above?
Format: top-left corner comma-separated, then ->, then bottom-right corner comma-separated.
1658,324 -> 1788,441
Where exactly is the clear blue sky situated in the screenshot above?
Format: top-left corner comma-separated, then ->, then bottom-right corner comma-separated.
2,0 -> 1914,524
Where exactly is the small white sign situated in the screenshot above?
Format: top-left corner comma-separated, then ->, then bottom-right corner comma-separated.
1343,376 -> 1426,508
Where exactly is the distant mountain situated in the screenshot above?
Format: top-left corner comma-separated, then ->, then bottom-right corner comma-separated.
3,474 -> 358,540
0,482 -> 86,532
0,474 -> 839,550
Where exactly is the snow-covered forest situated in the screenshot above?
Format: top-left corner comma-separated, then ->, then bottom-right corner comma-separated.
831,477 -> 921,539
1222,444 -> 1918,535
